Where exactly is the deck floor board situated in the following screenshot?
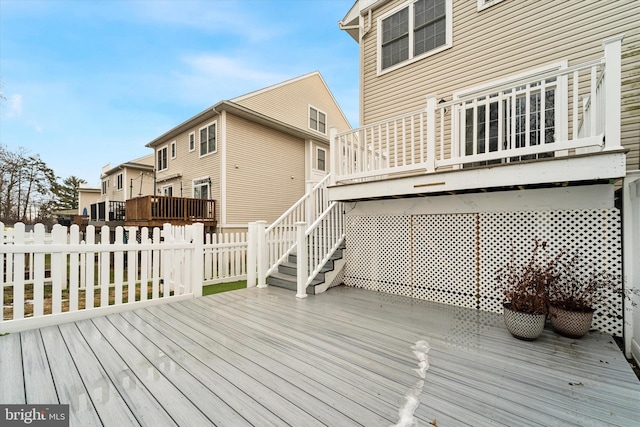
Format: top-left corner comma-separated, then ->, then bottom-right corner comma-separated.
1,285 -> 639,426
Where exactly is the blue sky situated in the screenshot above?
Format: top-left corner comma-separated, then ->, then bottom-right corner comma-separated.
0,0 -> 359,186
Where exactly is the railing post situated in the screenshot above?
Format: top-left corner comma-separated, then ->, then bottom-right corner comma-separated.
305,180 -> 315,224
330,127 -> 338,186
295,221 -> 308,299
247,222 -> 257,287
603,35 -> 623,151
425,95 -> 437,172
256,220 -> 268,288
191,223 -> 204,298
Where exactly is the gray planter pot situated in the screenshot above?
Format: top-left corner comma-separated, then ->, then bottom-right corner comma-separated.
549,305 -> 594,338
503,303 -> 546,340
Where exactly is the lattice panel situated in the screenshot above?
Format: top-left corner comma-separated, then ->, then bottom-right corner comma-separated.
412,214 -> 478,309
344,215 -> 411,295
344,207 -> 622,336
479,209 -> 622,336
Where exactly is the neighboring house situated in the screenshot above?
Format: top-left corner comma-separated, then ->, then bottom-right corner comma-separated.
77,185 -> 101,217
91,154 -> 155,225
145,71 -> 351,232
328,0 -> 639,360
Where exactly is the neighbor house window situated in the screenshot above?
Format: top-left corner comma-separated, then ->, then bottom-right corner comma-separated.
157,146 -> 168,171
316,147 -> 326,171
116,173 -> 123,190
189,132 -> 195,152
379,0 -> 452,73
162,185 -> 173,196
477,0 -> 505,11
193,177 -> 211,199
199,122 -> 217,156
309,106 -> 327,134
101,180 -> 108,195
171,141 -> 177,159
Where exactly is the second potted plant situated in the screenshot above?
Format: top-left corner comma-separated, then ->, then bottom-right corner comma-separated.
548,252 -> 624,338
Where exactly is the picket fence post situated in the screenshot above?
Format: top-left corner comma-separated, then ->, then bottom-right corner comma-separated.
191,223 -> 204,297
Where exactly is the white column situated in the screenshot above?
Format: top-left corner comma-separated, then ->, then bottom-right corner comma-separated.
329,127 -> 338,186
246,222 -> 257,288
425,95 -> 437,172
623,173 -> 640,361
256,220 -> 268,288
603,35 -> 623,151
296,221 -> 308,299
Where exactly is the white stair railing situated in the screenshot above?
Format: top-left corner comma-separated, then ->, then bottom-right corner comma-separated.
248,174 -> 333,287
295,201 -> 345,298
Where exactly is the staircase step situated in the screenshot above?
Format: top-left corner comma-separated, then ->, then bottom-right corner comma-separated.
267,271 -> 324,294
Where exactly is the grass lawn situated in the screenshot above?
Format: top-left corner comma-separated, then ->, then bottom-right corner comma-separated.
203,280 -> 246,296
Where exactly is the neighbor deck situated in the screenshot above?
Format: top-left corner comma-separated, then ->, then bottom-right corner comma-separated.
1,286 -> 639,426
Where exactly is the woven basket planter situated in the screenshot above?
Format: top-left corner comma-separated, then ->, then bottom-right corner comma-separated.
549,305 -> 594,339
503,304 -> 546,340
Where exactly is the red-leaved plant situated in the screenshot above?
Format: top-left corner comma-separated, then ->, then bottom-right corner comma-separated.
495,239 -> 562,315
549,251 -> 634,314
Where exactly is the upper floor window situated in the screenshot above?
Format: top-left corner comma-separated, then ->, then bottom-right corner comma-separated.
309,106 -> 326,134
316,147 -> 326,171
379,0 -> 452,73
477,0 -> 505,11
101,180 -> 107,195
200,122 -> 217,156
157,146 -> 168,171
116,173 -> 123,190
189,132 -> 195,152
171,141 -> 177,159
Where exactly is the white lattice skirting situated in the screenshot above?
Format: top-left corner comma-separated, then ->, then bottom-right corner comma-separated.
344,209 -> 622,336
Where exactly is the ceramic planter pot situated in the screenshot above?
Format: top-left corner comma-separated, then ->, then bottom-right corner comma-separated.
549,305 -> 594,338
503,303 -> 546,340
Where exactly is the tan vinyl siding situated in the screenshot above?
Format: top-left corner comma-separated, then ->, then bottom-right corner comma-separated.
225,114 -> 305,224
360,0 -> 640,170
153,117 -> 222,222
233,73 -> 351,134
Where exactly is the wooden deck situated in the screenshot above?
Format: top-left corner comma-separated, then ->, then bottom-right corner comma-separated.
1,286 -> 639,426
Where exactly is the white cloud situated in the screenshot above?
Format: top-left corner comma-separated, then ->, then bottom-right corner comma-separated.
6,94 -> 23,117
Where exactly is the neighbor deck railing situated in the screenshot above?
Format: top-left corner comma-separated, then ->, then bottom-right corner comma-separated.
125,195 -> 216,225
90,200 -> 126,221
331,36 -> 622,184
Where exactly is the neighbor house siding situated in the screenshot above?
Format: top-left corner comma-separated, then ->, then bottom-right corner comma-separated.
360,0 -> 640,170
233,73 -> 352,135
225,114 -> 305,224
153,118 -> 222,222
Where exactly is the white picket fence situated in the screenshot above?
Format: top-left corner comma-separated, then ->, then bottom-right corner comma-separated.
1,221 -> 247,333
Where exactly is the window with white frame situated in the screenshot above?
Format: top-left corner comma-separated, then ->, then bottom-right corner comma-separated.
171,141 -> 176,159
101,180 -> 108,195
157,146 -> 168,171
199,122 -> 217,156
309,106 -> 327,134
193,177 -> 211,199
316,147 -> 326,171
189,132 -> 195,152
116,173 -> 123,190
477,0 -> 505,11
162,184 -> 173,196
379,0 -> 451,73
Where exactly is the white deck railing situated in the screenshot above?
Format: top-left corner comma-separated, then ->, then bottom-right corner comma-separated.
332,36 -> 622,184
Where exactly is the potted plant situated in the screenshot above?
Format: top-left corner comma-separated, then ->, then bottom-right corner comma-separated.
548,252 -> 629,338
495,239 -> 561,340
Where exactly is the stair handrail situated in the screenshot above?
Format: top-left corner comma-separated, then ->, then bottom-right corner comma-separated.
296,201 -> 345,297
264,173 -> 332,276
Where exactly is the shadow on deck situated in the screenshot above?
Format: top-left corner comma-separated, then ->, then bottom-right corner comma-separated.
1,286 -> 639,426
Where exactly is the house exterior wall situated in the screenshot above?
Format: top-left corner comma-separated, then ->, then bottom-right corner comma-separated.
225,114 -> 305,225
101,165 -> 154,202
77,189 -> 101,216
153,115 -> 222,222
357,0 -> 640,170
233,72 -> 352,137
